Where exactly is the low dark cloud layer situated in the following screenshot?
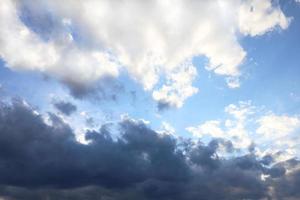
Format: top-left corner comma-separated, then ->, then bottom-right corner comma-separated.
0,100 -> 300,200
53,100 -> 77,116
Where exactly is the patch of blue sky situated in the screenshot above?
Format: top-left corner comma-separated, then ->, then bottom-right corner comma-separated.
237,2 -> 300,115
158,2 -> 300,136
0,59 -> 65,111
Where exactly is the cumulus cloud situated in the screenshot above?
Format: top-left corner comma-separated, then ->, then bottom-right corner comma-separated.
1,99 -> 300,200
256,114 -> 300,160
187,120 -> 225,138
187,101 -> 300,160
0,0 -> 290,108
0,0 -> 119,83
238,0 -> 290,36
187,101 -> 255,148
152,61 -> 198,108
257,114 -> 300,138
273,160 -> 300,199
158,121 -> 176,136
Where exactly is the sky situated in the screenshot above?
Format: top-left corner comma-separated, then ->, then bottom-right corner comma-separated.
0,0 -> 300,199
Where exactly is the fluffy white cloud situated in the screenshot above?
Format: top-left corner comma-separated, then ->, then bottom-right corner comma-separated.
0,0 -> 119,85
187,101 -> 254,148
256,114 -> 300,160
257,114 -> 300,138
158,121 -> 176,136
187,120 -> 224,138
187,101 -> 300,160
238,0 -> 290,36
152,61 -> 198,108
0,0 -> 290,107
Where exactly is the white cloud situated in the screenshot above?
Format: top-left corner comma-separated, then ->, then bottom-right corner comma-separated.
257,114 -> 300,138
120,114 -> 150,126
0,0 -> 290,107
158,121 -> 176,136
187,101 -> 254,148
152,61 -> 198,108
187,101 -> 300,159
256,114 -> 300,160
225,101 -> 255,122
187,120 -> 224,138
0,0 -> 119,86
238,0 -> 290,36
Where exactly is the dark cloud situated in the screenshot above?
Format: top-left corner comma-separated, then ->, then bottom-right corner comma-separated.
64,77 -> 124,102
0,99 -> 299,200
53,101 -> 77,116
272,159 -> 300,199
157,101 -> 171,112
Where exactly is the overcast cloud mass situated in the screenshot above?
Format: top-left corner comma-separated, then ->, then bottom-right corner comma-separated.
0,99 -> 300,200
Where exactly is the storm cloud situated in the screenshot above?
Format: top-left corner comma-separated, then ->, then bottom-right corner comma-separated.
0,99 -> 299,200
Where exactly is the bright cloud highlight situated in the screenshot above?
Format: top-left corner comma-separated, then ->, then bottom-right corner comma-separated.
0,0 -> 290,107
187,101 -> 300,161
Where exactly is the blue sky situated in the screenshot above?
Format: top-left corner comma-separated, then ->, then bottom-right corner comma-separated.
1,0 -> 300,159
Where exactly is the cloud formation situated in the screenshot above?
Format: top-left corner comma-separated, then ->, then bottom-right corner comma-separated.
187,101 -> 255,148
0,99 -> 300,199
53,100 -> 77,116
0,0 -> 290,107
187,101 -> 300,161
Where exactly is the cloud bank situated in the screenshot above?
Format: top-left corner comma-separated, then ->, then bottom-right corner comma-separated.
0,0 -> 290,107
0,99 -> 300,199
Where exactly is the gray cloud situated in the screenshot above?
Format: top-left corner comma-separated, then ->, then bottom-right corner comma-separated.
63,77 -> 124,103
0,99 -> 299,200
53,100 -> 77,116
